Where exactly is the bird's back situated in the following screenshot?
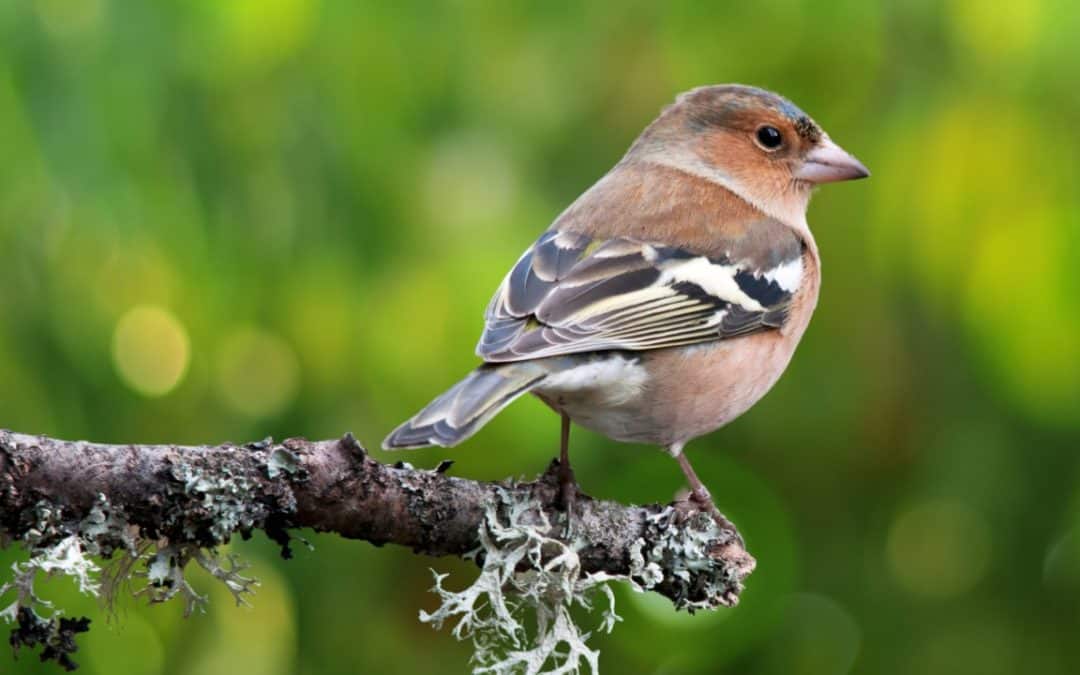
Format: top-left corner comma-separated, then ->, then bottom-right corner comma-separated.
552,161 -> 806,266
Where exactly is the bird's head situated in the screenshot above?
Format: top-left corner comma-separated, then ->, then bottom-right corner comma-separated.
629,84 -> 869,226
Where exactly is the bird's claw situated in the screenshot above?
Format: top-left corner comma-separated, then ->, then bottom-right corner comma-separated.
677,489 -> 745,550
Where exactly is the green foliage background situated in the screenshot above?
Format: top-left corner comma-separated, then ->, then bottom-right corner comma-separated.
2,1 -> 1078,673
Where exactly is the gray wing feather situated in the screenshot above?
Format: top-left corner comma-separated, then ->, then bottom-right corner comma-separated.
477,230 -> 802,362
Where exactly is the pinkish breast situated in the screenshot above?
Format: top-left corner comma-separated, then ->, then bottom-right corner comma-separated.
536,246 -> 820,449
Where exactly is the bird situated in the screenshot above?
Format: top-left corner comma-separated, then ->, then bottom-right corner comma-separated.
383,84 -> 868,522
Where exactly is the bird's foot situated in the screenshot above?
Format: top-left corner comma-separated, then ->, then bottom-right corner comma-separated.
675,486 -> 744,549
673,449 -> 743,546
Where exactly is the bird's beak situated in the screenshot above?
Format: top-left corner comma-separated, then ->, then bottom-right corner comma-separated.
794,137 -> 870,184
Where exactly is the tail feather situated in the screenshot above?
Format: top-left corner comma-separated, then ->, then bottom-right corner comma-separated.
382,362 -> 549,449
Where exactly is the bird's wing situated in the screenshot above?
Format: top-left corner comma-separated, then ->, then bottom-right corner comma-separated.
476,229 -> 804,362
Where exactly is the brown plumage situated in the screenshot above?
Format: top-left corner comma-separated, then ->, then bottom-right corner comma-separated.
384,84 -> 868,517
557,162 -> 803,263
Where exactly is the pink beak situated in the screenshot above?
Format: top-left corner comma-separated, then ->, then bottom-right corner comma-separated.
794,137 -> 870,183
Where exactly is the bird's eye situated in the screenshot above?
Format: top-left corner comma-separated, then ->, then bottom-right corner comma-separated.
755,126 -> 783,150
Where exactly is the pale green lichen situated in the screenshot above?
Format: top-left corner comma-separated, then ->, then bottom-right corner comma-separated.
0,532 -> 103,666
137,544 -> 257,617
1,499 -> 106,627
2,457 -> 283,647
420,490 -> 623,675
19,500 -> 64,549
2,491 -> 260,644
421,494 -> 746,674
628,508 -> 746,611
265,447 -> 301,479
80,493 -> 139,558
0,444 -> 307,668
168,463 -> 266,543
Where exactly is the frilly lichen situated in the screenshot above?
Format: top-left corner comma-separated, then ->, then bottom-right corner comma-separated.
629,507 -> 749,611
420,489 -> 622,675
137,543 -> 258,617
1,489 -> 261,669
168,462 -> 266,543
421,491 -> 747,674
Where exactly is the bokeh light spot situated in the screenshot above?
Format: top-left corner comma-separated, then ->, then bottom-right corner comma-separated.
112,306 -> 191,397
216,327 -> 300,418
886,499 -> 991,598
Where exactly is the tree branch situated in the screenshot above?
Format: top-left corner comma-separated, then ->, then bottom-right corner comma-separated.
0,429 -> 754,667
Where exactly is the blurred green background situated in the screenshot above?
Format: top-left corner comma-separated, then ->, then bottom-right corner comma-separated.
1,1 -> 1078,673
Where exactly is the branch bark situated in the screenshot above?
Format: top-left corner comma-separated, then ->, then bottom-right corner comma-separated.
0,429 -> 754,610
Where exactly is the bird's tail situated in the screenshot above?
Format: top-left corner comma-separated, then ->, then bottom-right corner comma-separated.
382,361 -> 550,449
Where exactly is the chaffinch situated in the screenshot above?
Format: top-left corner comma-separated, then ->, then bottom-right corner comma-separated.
384,84 -> 868,518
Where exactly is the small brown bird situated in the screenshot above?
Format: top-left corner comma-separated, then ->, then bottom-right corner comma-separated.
384,84 -> 868,518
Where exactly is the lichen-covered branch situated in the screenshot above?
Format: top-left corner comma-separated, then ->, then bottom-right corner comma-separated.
0,429 -> 754,672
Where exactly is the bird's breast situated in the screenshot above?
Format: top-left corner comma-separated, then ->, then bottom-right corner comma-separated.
534,246 -> 820,448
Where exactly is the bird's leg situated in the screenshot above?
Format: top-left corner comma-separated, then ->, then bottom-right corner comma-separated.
674,447 -> 738,535
558,413 -> 577,521
675,448 -> 715,510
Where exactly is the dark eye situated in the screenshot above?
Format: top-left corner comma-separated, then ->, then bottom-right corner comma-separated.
755,125 -> 783,150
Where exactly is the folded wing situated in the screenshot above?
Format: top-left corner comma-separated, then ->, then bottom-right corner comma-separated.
477,229 -> 803,362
